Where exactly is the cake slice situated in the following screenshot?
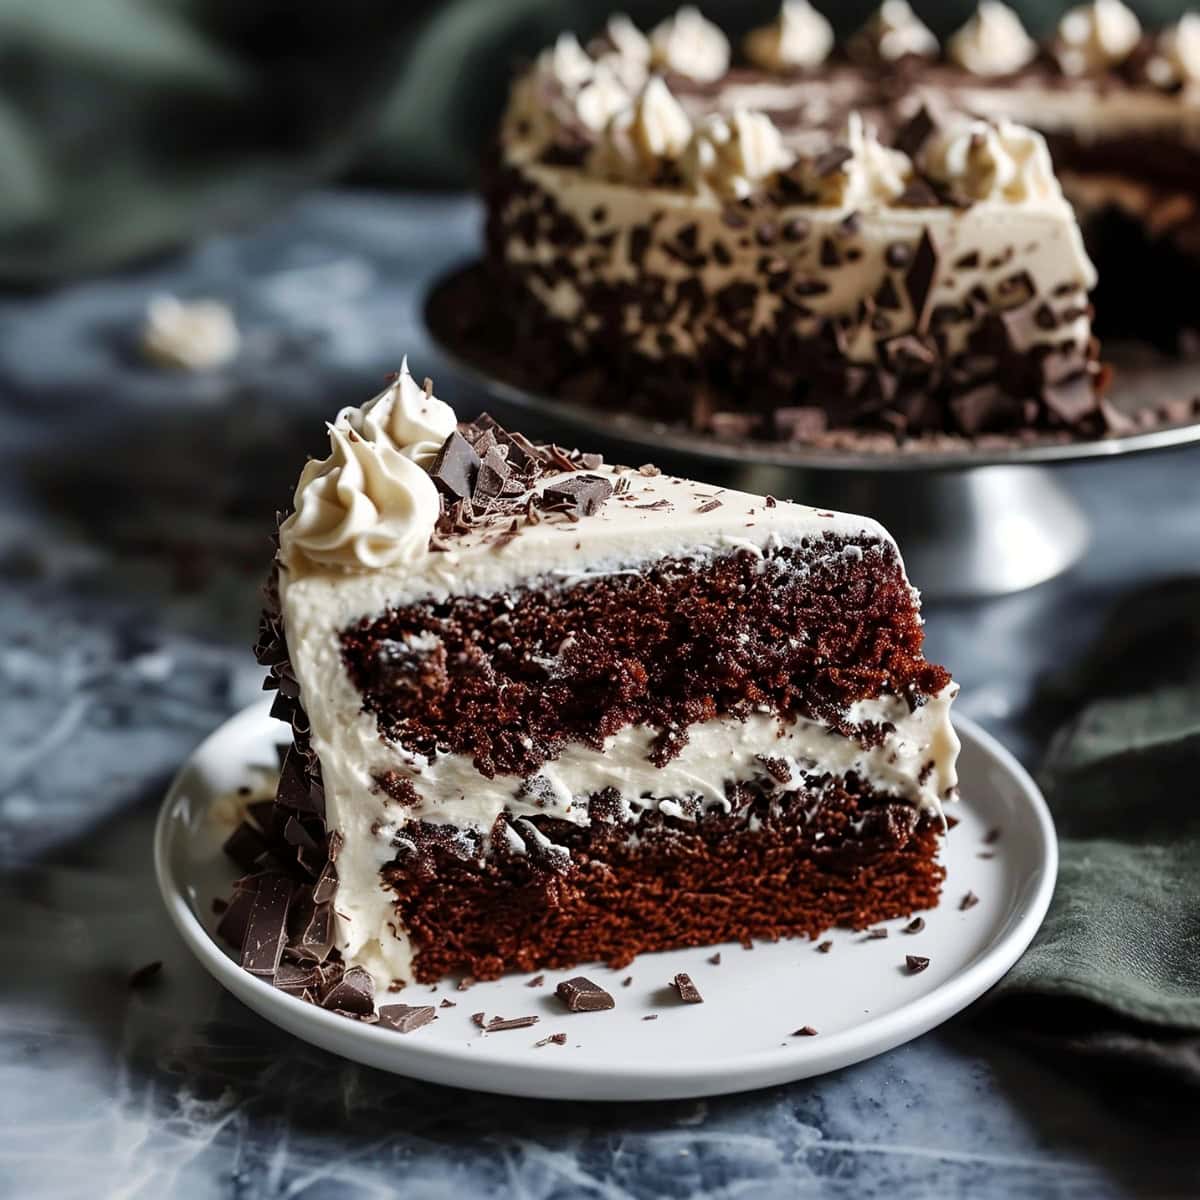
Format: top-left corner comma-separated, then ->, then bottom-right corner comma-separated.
230,362 -> 959,1007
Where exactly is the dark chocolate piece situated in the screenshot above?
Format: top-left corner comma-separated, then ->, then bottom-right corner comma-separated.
906,955 -> 931,974
322,965 -> 375,1015
817,940 -> 833,954
541,473 -> 613,517
377,1003 -> 438,1033
485,1015 -> 540,1032
429,431 -> 481,501
904,917 -> 925,934
904,229 -> 940,331
960,891 -> 980,911
671,973 -> 703,1004
708,952 -> 722,965
791,1025 -> 818,1037
241,875 -> 292,976
527,973 -> 546,987
893,105 -> 938,159
556,975 -> 616,1012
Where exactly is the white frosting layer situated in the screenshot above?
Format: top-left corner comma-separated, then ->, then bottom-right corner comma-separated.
1055,0 -> 1141,76
279,361 -> 452,572
1150,15 -> 1200,89
947,2 -> 1037,77
744,1 -> 835,72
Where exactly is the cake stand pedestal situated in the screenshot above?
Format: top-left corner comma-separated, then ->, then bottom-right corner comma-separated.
426,273 -> 1200,598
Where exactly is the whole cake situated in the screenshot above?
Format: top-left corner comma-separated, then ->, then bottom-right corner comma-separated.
478,1 -> 1200,443
220,363 -> 959,1011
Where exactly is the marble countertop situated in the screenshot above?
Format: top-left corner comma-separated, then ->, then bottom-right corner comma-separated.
2,191 -> 1198,1199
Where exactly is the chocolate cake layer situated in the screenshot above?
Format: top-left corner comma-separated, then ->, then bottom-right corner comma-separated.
342,534 -> 950,781
385,775 -> 945,982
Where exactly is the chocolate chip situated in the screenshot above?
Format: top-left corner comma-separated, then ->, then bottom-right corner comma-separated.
429,431 -> 481,501
556,976 -> 616,1012
377,1004 -> 437,1033
671,973 -> 703,1004
906,956 -> 931,974
953,250 -> 980,270
274,960 -> 322,994
782,216 -> 811,242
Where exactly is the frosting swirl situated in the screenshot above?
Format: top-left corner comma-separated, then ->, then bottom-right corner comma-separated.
649,6 -> 731,82
280,361 -> 453,572
798,113 -> 912,207
1148,14 -> 1200,89
947,3 -> 1037,77
919,118 -> 1060,204
588,76 -> 692,184
591,14 -> 652,91
744,1 -> 835,72
1054,0 -> 1141,76
681,109 -> 794,199
848,1 -> 938,65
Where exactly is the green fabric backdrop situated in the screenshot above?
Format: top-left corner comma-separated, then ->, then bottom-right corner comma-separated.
0,0 -> 1189,284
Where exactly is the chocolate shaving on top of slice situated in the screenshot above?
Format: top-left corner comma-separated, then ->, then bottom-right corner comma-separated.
429,431 -> 481,501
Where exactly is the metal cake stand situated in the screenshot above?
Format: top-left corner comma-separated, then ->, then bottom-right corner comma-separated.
425,270 -> 1200,598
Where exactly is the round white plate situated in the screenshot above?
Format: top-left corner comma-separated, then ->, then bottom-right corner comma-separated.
155,700 -> 1056,1102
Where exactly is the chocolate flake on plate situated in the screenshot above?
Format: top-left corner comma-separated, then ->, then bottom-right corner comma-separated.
906,955 -> 931,974
904,917 -> 925,934
377,1004 -> 438,1033
485,1015 -> 540,1032
556,975 -> 616,1012
817,940 -> 833,953
535,1033 -> 568,1047
708,952 -> 722,965
960,891 -> 980,911
128,961 -> 163,990
791,1025 -> 819,1037
526,974 -> 545,988
241,875 -> 292,976
671,973 -> 704,1004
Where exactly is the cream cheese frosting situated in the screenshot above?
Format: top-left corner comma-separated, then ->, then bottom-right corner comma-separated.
947,2 -> 1037,78
744,1 -> 835,73
279,361 -> 452,573
680,109 -> 794,198
848,0 -> 939,65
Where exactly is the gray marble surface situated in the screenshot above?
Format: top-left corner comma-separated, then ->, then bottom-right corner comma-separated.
2,191 -> 1198,1199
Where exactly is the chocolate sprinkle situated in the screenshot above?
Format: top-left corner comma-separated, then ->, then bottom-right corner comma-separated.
671,973 -> 703,1004
556,975 -> 616,1012
321,965 -> 374,1015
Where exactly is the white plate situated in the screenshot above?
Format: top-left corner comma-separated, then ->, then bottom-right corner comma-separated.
155,700 -> 1056,1102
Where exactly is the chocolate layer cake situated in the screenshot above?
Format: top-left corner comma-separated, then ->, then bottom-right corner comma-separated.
224,362 -> 959,1009
481,1 -> 1200,443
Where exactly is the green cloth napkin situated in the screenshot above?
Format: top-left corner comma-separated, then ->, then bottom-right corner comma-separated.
2,0 -> 1194,285
991,580 -> 1200,1088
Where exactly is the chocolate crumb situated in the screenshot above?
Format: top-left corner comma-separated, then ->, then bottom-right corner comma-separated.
535,1033 -> 568,1047
817,940 -> 833,954
866,927 -> 889,940
556,975 -> 616,1012
708,952 -> 722,965
960,891 -> 979,911
945,815 -> 960,830
904,918 -> 925,934
978,852 -> 995,859
527,974 -> 546,988
906,956 -> 931,974
128,961 -> 163,990
696,499 -> 722,513
643,1014 -> 659,1021
671,973 -> 703,1004
622,976 -> 633,987
440,998 -> 456,1008
457,976 -> 476,991
471,1011 -> 487,1027
791,1025 -> 819,1037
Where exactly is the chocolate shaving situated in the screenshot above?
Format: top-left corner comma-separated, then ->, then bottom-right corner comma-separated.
429,431 -> 481,501
526,974 -> 546,988
817,940 -> 833,954
484,1015 -> 540,1032
321,965 -> 374,1015
128,961 -> 163,990
866,927 -> 889,940
556,975 -> 616,1012
535,1033 -> 568,1047
791,1025 -> 819,1037
904,917 -> 925,934
960,891 -> 980,911
377,1004 -> 437,1033
906,956 -> 931,974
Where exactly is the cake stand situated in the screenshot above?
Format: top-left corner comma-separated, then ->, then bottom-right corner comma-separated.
425,271 -> 1200,598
